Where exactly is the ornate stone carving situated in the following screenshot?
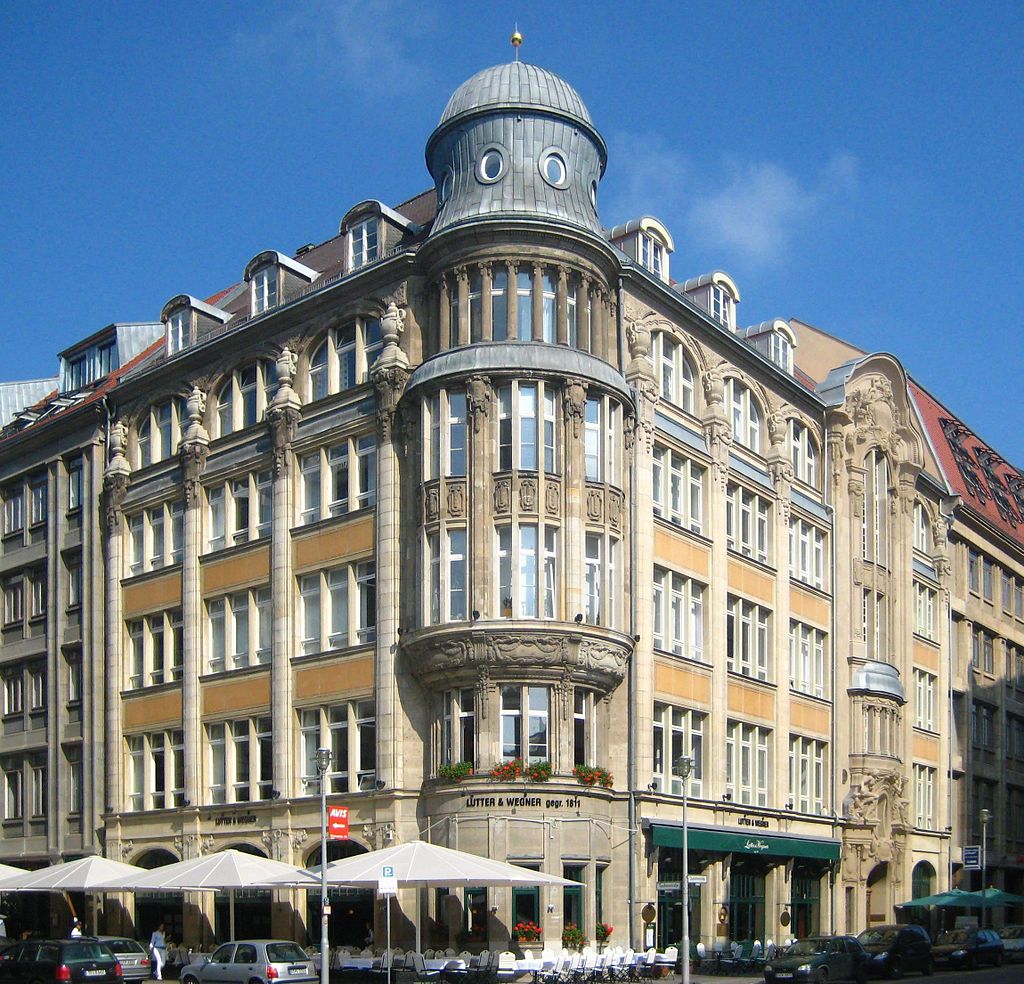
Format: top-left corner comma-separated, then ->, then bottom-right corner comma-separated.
108,419 -> 129,469
380,301 -> 407,346
608,488 -> 624,530
424,484 -> 440,523
493,479 -> 511,514
486,634 -> 566,667
544,479 -> 560,517
768,410 -> 788,448
701,365 -> 726,411
119,840 -> 135,861
261,828 -> 291,861
586,487 -> 604,523
578,640 -> 629,674
102,472 -> 129,534
446,482 -> 466,518
466,376 -> 492,434
563,378 -> 587,439
267,405 -> 301,477
182,386 -> 209,444
372,364 -> 410,443
179,440 -> 210,509
519,477 -> 537,512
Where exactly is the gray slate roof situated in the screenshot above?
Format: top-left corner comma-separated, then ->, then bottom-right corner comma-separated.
439,62 -> 593,128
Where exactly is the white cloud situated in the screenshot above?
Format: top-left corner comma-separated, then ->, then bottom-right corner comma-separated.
602,132 -> 858,267
688,152 -> 859,266
229,0 -> 436,99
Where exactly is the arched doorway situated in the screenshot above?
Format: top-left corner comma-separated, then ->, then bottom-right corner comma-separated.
866,863 -> 889,928
907,861 -> 936,931
214,844 -> 272,941
135,849 -> 183,944
306,841 -> 373,948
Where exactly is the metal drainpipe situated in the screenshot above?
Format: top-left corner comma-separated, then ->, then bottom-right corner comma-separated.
622,275 -> 638,951
824,429 -> 840,935
941,499 -> 958,891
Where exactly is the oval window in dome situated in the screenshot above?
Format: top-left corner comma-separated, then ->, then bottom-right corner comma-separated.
590,180 -> 598,210
477,147 -> 506,184
440,167 -> 454,203
540,151 -> 567,187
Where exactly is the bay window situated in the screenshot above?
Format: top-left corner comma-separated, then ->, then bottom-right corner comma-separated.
500,685 -> 549,763
584,394 -> 620,483
443,688 -> 476,768
584,531 -> 618,627
424,390 -> 467,480
496,523 -> 558,619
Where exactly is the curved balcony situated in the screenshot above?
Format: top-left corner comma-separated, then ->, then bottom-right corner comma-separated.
400,619 -> 634,694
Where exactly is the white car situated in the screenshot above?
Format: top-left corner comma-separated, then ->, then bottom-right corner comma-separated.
998,926 -> 1024,962
180,940 -> 316,984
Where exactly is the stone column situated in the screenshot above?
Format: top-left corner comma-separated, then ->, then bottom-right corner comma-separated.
267,349 -> 302,799
102,421 -> 131,818
467,377 -> 493,615
479,263 -> 493,342
178,386 -> 210,808
579,276 -> 592,354
506,262 -> 519,341
556,267 -> 569,346
371,304 -> 411,793
562,378 -> 588,621
456,267 -> 470,347
438,277 -> 450,352
702,366 -> 733,802
532,264 -> 544,341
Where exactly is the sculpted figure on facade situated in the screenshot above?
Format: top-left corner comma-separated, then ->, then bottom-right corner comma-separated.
563,378 -> 587,439
466,375 -> 492,434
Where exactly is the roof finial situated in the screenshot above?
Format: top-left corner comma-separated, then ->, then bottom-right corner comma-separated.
510,24 -> 523,61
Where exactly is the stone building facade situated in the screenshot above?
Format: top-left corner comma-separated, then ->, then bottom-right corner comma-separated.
0,61 -> 1021,947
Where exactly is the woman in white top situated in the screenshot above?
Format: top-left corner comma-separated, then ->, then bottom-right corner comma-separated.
150,923 -> 167,981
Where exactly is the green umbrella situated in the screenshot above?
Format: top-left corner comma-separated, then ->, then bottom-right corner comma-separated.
933,888 -> 1003,909
897,889 -> 968,907
964,888 -> 1024,905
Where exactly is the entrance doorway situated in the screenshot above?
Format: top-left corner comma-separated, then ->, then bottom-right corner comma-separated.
866,863 -> 889,927
134,850 -> 183,943
729,867 -> 765,943
306,840 -> 373,948
790,865 -> 822,939
213,845 -> 271,941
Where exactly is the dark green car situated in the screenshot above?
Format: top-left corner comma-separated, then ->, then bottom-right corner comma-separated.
765,936 -> 869,984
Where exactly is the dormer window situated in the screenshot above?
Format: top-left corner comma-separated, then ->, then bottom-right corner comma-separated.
61,340 -> 116,393
640,234 -> 666,279
711,285 -> 733,328
167,309 -> 190,354
769,331 -> 793,373
739,319 -> 796,376
251,266 -> 278,314
350,218 -> 379,269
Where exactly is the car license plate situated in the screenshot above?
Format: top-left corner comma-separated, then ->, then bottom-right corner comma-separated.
289,967 -> 307,975
84,971 -> 106,977
775,974 -> 793,979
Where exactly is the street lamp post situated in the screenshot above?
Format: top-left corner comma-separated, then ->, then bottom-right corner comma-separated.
674,755 -> 694,984
316,747 -> 333,984
979,808 -> 991,929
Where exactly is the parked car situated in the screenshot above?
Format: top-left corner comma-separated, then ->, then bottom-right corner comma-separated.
857,924 -> 933,978
764,936 -> 868,984
997,925 -> 1024,962
0,939 -> 123,984
95,939 -> 150,982
180,941 -> 315,984
931,928 -> 1003,969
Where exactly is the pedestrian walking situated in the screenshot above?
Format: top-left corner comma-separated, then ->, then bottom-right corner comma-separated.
150,923 -> 167,981
70,918 -> 82,938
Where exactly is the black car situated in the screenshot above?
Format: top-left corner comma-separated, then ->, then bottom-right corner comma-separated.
931,928 -> 1003,969
0,939 -> 123,984
857,924 -> 932,978
764,936 -> 869,984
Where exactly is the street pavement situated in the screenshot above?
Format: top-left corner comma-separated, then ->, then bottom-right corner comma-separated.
656,966 -> 1023,984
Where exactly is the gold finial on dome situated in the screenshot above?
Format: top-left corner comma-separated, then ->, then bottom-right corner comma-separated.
511,26 -> 523,61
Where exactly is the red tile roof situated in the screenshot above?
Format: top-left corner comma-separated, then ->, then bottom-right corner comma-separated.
911,380 -> 1024,548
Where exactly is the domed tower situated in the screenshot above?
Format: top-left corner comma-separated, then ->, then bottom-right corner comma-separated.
425,62 -> 608,237
394,64 -> 635,886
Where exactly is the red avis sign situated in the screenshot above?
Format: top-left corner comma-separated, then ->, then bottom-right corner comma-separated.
328,806 -> 350,840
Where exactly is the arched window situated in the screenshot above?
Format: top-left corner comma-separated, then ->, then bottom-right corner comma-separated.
862,449 -> 890,564
725,379 -> 761,452
215,361 -> 271,438
653,333 -> 695,413
912,861 -> 935,900
304,318 -> 382,404
136,399 -> 185,468
788,421 -> 818,487
913,502 -> 931,553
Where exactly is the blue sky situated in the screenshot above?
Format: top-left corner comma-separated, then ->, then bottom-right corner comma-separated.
1,1 -> 1021,460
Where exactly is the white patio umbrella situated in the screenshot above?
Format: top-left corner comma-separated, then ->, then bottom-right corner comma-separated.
297,840 -> 581,953
0,863 -> 26,882
99,848 -> 316,940
0,855 -> 145,891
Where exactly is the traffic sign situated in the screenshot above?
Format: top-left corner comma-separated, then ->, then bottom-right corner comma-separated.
962,845 -> 981,870
328,805 -> 350,840
687,875 -> 708,885
378,864 -> 398,896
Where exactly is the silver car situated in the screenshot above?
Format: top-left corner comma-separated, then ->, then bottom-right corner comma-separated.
95,938 -> 152,982
180,941 -> 315,984
998,926 -> 1024,963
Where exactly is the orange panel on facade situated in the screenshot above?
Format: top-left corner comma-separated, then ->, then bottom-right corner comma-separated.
124,690 -> 183,729
653,528 -> 710,577
727,559 -> 774,603
790,698 -> 830,736
202,546 -> 270,594
203,674 -> 272,715
123,574 -> 182,617
727,680 -> 775,720
294,655 -> 374,700
654,661 -> 711,705
913,640 -> 940,672
294,516 -> 375,571
913,733 -> 940,763
790,586 -> 830,627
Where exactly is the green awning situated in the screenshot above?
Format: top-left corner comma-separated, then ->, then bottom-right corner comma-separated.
651,823 -> 841,861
